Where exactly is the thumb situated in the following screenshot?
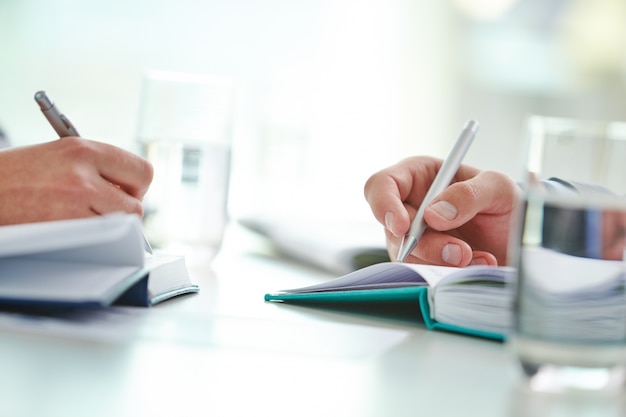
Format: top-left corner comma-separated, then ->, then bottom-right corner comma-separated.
423,170 -> 517,231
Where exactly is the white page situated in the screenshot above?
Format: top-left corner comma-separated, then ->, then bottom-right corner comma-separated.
0,213 -> 145,266
0,258 -> 141,302
521,247 -> 624,294
279,262 -> 462,293
145,252 -> 198,302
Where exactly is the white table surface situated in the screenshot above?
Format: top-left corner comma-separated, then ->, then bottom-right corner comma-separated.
0,225 -> 623,417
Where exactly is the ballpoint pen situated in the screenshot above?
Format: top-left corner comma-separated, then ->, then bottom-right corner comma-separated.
34,91 -> 80,137
396,119 -> 479,263
34,90 -> 154,254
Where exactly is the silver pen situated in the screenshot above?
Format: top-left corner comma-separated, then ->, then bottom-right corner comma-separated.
34,90 -> 154,254
34,91 -> 80,137
396,119 -> 479,263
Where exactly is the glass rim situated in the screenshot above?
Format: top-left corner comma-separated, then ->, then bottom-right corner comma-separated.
525,115 -> 626,141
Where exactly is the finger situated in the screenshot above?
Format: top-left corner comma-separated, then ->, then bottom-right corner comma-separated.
96,145 -> 153,199
365,156 -> 483,238
0,187 -> 98,225
388,227 -> 500,267
469,250 -> 498,266
424,170 -> 518,231
413,229 -> 474,266
89,177 -> 144,216
63,138 -> 154,199
365,156 -> 443,237
385,226 -> 475,266
364,169 -> 412,238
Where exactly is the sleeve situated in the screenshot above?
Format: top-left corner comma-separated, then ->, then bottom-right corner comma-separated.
0,125 -> 10,149
540,178 -> 612,259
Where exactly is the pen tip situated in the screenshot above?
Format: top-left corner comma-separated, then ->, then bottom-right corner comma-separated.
396,235 -> 418,263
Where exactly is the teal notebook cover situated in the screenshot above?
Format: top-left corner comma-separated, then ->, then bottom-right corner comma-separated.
264,286 -> 505,341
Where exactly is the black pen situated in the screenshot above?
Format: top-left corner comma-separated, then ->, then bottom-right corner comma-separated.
34,90 -> 154,254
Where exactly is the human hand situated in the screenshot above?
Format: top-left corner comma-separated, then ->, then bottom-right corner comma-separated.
599,209 -> 626,260
364,156 -> 521,266
0,137 -> 153,225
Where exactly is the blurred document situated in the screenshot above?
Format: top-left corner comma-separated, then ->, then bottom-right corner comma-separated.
239,215 -> 389,275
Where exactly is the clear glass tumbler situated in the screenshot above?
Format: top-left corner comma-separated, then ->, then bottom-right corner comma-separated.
511,115 -> 626,393
136,70 -> 235,258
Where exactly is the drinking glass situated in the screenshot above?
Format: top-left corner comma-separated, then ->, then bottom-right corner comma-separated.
510,115 -> 626,393
136,70 -> 235,258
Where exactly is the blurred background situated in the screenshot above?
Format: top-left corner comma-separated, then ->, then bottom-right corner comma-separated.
1,0 -> 626,226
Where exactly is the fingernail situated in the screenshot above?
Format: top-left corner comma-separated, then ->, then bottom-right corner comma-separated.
442,243 -> 462,266
384,212 -> 395,235
429,201 -> 457,221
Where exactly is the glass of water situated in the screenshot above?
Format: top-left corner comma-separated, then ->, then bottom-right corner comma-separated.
511,115 -> 626,393
136,70 -> 235,258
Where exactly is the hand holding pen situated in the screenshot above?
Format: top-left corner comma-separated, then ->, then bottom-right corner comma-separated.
31,91 -> 154,252
364,120 -> 521,267
395,120 -> 478,262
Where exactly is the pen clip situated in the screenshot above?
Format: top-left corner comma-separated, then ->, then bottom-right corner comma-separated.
60,114 -> 80,137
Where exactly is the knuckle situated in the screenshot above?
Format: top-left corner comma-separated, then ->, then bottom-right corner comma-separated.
453,181 -> 481,203
59,137 -> 96,160
131,198 -> 144,217
142,159 -> 154,185
66,169 -> 96,194
363,174 -> 377,197
482,170 -> 521,204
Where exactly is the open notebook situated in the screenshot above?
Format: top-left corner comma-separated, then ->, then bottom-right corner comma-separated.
266,248 -> 626,340
0,213 -> 198,308
266,261 -> 513,340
